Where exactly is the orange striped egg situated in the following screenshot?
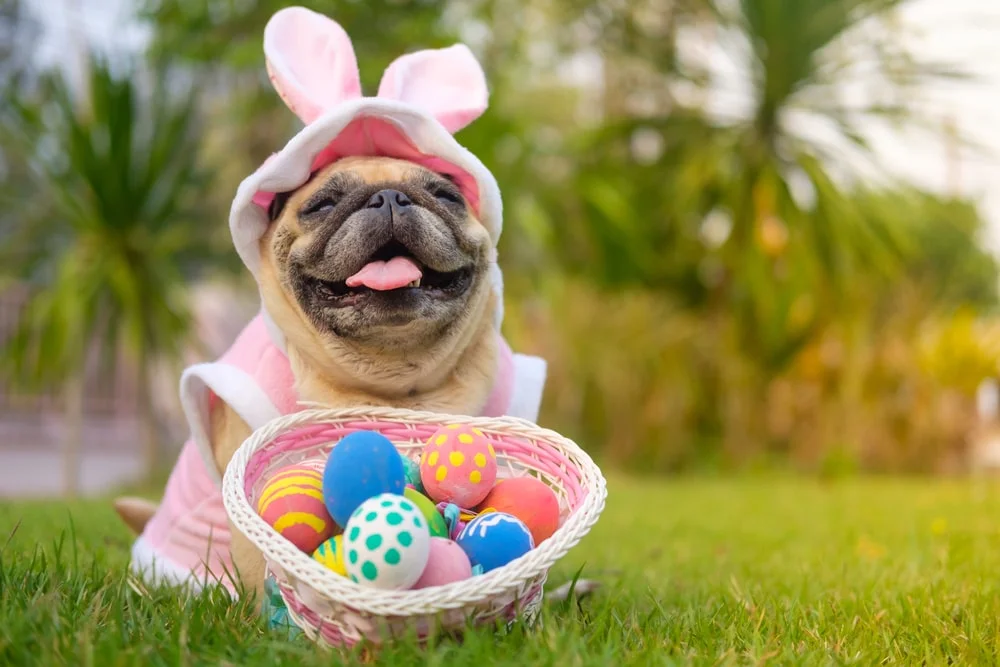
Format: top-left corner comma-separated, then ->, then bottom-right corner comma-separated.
257,462 -> 339,553
419,424 -> 497,507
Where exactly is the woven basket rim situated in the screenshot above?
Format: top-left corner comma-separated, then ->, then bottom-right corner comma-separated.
222,406 -> 608,617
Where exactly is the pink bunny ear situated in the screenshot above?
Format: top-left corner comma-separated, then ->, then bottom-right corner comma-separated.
377,44 -> 489,134
263,6 -> 362,124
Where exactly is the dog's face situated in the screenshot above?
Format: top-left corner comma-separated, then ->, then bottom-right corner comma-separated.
260,156 -> 493,359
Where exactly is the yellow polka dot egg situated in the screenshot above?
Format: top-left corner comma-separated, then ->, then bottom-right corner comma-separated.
419,424 -> 497,507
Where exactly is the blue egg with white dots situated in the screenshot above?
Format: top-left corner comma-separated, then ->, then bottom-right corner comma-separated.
456,511 -> 535,573
323,431 -> 406,528
343,493 -> 431,589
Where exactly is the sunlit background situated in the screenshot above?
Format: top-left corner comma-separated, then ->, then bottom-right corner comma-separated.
3,0 -> 1000,497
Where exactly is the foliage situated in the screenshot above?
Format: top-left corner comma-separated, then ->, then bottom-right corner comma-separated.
6,477 -> 1000,663
3,0 -> 997,474
505,264 -> 999,474
535,0 -> 972,372
0,56 -> 219,388
856,189 -> 1000,311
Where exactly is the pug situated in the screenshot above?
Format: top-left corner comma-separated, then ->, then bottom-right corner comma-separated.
113,6 -> 552,600
115,154 -> 512,596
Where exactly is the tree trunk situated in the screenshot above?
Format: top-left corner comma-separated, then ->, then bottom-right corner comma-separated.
63,369 -> 84,498
137,354 -> 160,483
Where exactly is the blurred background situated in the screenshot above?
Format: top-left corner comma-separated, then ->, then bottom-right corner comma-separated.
3,0 -> 1000,498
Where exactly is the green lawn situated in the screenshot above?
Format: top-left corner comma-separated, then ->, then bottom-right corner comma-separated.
3,474 -> 1000,665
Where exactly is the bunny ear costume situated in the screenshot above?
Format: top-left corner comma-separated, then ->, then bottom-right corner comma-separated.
125,6 -> 547,593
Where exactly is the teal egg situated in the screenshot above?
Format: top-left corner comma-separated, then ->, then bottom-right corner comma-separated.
403,456 -> 425,493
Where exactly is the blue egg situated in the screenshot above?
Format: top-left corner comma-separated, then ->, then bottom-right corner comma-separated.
456,511 -> 535,573
322,431 -> 405,527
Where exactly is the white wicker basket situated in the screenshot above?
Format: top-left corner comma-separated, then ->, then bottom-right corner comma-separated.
222,407 -> 607,648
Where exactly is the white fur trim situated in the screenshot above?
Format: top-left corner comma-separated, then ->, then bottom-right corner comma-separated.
129,536 -> 239,597
489,262 -> 504,329
179,363 -> 282,485
129,536 -> 227,594
260,303 -> 287,353
508,354 -> 547,423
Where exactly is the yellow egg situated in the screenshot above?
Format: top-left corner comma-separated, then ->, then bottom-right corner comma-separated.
312,534 -> 347,575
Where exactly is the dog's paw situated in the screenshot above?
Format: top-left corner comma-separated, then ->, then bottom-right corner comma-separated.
113,496 -> 159,535
546,578 -> 602,603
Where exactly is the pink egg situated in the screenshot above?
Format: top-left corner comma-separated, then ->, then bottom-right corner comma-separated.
412,537 -> 473,588
419,424 -> 497,507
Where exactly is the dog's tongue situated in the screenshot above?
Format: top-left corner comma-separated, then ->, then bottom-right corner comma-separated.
345,256 -> 423,291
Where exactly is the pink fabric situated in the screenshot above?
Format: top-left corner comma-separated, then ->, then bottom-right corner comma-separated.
139,438 -> 233,585
213,315 -> 300,415
138,314 -> 516,589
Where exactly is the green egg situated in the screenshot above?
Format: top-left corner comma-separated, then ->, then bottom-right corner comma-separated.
403,487 -> 447,538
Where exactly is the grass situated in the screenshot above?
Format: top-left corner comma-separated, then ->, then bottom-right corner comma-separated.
4,474 -> 1000,665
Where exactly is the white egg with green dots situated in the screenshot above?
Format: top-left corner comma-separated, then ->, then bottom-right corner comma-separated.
342,492 -> 431,589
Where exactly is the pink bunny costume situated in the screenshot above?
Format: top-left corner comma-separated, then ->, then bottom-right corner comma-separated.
127,6 -> 547,593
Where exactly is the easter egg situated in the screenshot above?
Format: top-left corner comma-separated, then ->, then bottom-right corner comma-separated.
323,431 -> 406,528
419,424 -> 497,507
257,463 -> 337,553
413,538 -> 473,588
402,455 -> 425,494
312,534 -> 347,576
343,493 -> 431,589
456,511 -> 534,573
403,487 -> 449,538
476,477 -> 561,545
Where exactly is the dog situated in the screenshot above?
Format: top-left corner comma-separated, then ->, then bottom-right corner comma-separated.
116,155 -> 507,595
112,5 -> 561,601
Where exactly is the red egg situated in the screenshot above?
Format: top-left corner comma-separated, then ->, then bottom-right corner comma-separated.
476,477 -> 561,545
419,424 -> 497,507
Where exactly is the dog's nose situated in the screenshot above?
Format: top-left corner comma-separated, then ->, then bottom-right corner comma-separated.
366,189 -> 412,210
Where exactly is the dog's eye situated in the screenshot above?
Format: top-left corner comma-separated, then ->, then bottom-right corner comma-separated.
432,187 -> 463,205
302,198 -> 338,216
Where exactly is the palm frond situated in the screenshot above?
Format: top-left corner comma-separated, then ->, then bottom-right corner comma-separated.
0,52 -> 220,390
